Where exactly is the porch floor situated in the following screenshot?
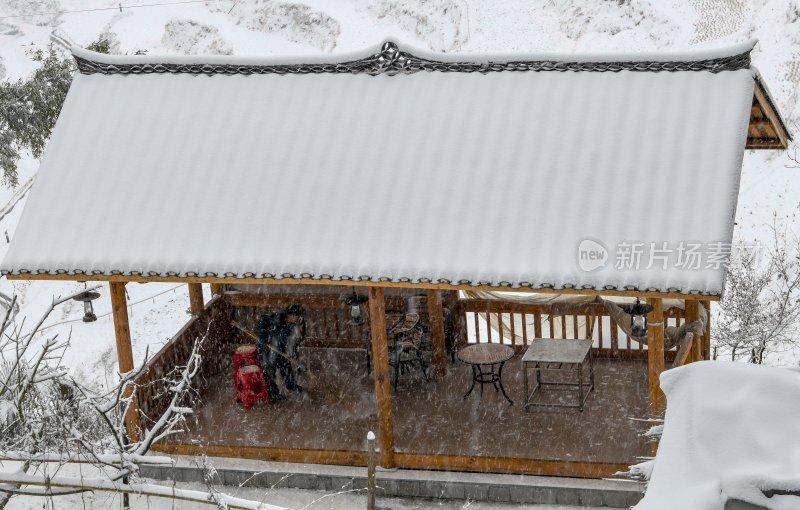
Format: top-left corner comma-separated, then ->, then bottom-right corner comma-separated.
172,346 -> 651,466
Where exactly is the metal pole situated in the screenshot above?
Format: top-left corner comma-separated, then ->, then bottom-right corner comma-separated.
367,430 -> 376,510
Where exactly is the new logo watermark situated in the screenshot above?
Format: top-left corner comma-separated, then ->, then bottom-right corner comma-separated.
577,239 -> 761,272
577,239 -> 609,272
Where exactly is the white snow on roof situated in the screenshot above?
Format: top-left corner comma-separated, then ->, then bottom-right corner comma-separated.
636,362 -> 800,509
0,48 -> 756,294
69,37 -> 758,67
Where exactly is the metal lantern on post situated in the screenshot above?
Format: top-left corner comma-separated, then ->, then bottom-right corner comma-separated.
626,298 -> 653,338
343,290 -> 368,325
72,290 -> 101,323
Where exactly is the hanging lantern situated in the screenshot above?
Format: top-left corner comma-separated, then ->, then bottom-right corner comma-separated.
625,298 -> 653,338
72,290 -> 101,323
343,291 -> 368,325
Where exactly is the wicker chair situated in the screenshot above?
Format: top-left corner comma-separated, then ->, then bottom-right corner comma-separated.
387,313 -> 429,391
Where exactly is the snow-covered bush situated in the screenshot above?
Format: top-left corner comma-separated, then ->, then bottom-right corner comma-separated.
0,290 -> 283,509
224,0 -> 340,52
363,0 -> 469,52
162,19 -> 233,55
714,224 -> 800,364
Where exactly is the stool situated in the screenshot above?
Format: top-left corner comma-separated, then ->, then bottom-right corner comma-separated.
233,345 -> 259,389
235,365 -> 270,409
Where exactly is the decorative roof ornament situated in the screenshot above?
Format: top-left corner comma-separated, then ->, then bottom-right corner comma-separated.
73,40 -> 753,77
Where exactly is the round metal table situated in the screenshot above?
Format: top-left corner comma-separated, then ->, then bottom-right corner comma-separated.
457,343 -> 515,405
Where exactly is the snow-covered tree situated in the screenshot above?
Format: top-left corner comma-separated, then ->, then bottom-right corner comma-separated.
0,288 -> 284,510
714,223 -> 800,363
788,122 -> 799,169
0,39 -> 111,187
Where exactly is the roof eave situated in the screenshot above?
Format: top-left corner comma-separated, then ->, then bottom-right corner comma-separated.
747,71 -> 792,150
4,272 -> 720,301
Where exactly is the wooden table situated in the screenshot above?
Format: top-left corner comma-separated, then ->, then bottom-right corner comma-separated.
522,338 -> 594,412
457,343 -> 515,405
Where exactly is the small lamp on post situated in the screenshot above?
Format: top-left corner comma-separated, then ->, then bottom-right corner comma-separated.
72,290 -> 101,323
343,290 -> 368,325
625,298 -> 653,338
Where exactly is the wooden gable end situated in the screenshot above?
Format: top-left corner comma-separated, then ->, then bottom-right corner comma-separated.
746,80 -> 791,150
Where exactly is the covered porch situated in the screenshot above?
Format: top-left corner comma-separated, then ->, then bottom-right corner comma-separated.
132,285 -> 705,478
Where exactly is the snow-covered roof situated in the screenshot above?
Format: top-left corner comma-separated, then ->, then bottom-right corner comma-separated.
1,41 -> 764,296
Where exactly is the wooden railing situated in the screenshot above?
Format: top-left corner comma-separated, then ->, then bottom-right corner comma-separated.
225,293 -> 428,349
223,293 -> 687,361
459,299 -> 685,359
134,296 -> 234,428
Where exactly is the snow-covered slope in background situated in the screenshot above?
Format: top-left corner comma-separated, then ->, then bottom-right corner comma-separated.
0,0 -> 798,385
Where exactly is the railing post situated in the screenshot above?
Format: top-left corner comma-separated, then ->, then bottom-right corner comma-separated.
367,430 -> 376,510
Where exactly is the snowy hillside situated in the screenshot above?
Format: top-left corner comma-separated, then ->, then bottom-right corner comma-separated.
0,0 -> 798,382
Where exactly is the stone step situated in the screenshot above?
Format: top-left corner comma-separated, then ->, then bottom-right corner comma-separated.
141,455 -> 644,508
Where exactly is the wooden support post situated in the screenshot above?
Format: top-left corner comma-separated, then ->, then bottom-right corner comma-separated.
210,283 -> 223,296
452,297 -> 469,351
109,282 -> 139,442
443,291 -> 467,352
684,300 -> 701,363
647,298 -> 665,417
368,287 -> 395,468
702,300 -> 712,360
188,283 -> 204,314
427,289 -> 448,377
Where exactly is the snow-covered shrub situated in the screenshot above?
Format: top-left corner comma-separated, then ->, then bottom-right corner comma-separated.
689,0 -> 748,44
362,0 -> 469,52
714,224 -> 800,364
162,19 -> 233,55
0,290 -> 281,509
224,0 -> 340,52
0,0 -> 60,27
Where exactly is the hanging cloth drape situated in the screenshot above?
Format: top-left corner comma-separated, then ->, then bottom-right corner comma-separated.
599,298 -> 707,367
